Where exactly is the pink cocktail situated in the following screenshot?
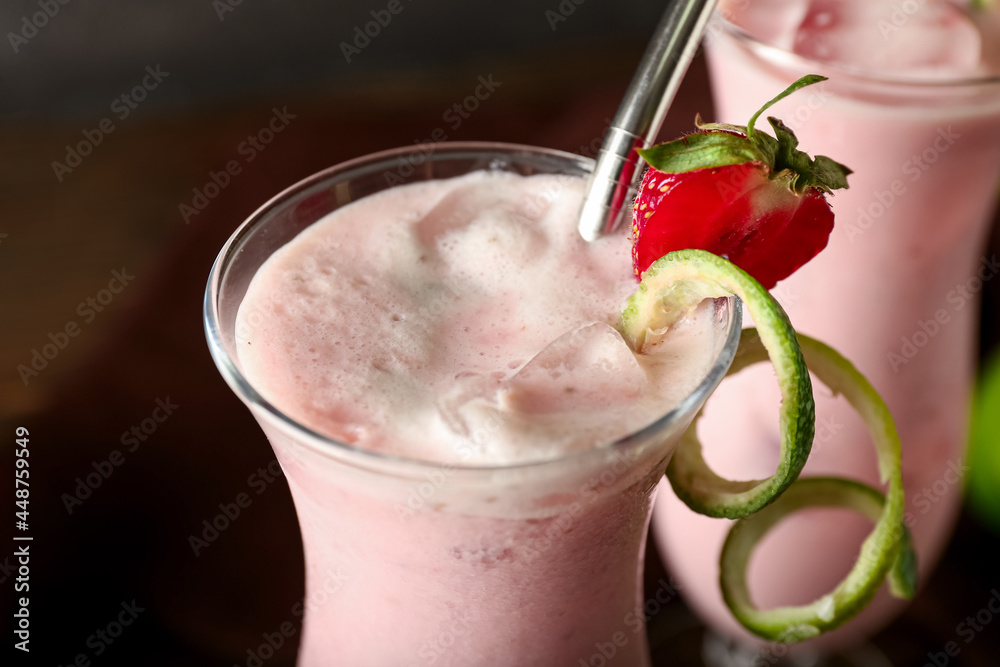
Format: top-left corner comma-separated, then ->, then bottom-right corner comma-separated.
205,144 -> 742,666
655,0 -> 1000,652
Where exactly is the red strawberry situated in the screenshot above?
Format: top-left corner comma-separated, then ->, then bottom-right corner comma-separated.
631,75 -> 851,290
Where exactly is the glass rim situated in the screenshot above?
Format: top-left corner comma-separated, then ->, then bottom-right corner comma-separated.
714,10 -> 1000,89
203,141 -> 743,475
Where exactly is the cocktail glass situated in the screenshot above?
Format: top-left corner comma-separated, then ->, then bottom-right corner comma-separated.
654,9 -> 1000,661
204,143 -> 743,666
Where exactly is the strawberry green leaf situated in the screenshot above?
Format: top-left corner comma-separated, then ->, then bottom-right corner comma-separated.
637,132 -> 766,175
746,74 -> 828,139
768,117 -> 852,194
811,155 -> 853,191
768,117 -> 807,175
694,115 -> 748,135
639,74 -> 850,195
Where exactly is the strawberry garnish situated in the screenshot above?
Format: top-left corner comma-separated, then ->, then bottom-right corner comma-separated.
631,75 -> 851,289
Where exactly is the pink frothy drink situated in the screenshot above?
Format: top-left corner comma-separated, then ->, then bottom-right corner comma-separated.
205,144 -> 742,666
654,0 -> 1000,651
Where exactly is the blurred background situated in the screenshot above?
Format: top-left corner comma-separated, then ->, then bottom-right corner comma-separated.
2,0 -> 1000,665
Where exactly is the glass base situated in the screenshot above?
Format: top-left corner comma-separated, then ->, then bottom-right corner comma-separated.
701,632 -> 893,667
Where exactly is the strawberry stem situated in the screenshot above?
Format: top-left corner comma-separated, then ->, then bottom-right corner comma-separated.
746,74 -> 827,140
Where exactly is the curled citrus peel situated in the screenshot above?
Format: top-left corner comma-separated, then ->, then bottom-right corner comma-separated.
719,332 -> 916,642
619,249 -> 916,642
621,249 -> 814,518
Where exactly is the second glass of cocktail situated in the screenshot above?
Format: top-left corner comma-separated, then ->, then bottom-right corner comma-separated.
655,0 -> 1000,660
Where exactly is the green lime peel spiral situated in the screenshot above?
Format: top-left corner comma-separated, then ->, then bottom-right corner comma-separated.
620,249 -> 917,642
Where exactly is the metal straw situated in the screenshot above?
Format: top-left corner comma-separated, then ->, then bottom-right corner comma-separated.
578,0 -> 719,241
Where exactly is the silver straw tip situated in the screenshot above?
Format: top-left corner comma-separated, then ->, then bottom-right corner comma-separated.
578,196 -> 622,243
578,131 -> 644,241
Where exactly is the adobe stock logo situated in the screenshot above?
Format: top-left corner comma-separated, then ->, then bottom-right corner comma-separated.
17,268 -> 135,385
545,0 -> 587,31
61,397 -> 179,515
50,66 -> 170,182
178,107 -> 296,224
7,0 -> 72,54
339,0 -> 413,63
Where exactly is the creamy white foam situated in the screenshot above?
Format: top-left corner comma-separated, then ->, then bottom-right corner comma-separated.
237,171 -> 719,464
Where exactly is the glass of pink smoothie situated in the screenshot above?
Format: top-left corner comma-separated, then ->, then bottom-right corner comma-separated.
654,0 -> 1000,658
205,143 -> 743,666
